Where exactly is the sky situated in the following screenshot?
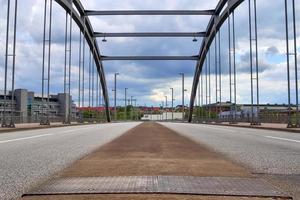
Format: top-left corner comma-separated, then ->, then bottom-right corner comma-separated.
0,0 -> 300,107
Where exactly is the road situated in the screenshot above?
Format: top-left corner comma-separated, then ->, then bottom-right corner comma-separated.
161,122 -> 300,198
0,122 -> 141,200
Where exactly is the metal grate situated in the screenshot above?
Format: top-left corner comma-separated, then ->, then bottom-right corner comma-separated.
24,176 -> 289,198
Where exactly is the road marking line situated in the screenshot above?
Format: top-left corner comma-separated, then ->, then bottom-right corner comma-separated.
61,127 -> 96,134
264,136 -> 300,143
0,134 -> 53,144
199,125 -> 237,133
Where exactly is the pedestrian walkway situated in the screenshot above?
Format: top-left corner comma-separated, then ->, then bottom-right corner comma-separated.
206,122 -> 300,133
22,122 -> 289,200
0,122 -> 90,133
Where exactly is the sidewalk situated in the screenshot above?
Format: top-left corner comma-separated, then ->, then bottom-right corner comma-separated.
22,122 -> 289,200
0,122 -> 92,133
205,122 -> 300,133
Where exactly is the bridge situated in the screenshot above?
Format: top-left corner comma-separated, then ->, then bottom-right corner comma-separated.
0,0 -> 299,200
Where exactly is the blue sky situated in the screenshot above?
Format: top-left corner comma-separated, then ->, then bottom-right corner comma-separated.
0,0 -> 299,107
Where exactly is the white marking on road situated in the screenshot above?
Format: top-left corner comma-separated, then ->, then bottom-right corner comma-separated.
264,136 -> 300,143
0,134 -> 53,144
60,126 -> 96,134
199,125 -> 237,133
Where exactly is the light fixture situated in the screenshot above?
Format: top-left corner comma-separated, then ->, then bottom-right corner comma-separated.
102,36 -> 107,42
192,35 -> 198,42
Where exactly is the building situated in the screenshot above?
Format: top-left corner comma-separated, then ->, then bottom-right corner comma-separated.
0,89 -> 76,123
202,102 -> 298,123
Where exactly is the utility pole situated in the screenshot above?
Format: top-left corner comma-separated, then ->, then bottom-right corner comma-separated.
124,88 -> 128,121
179,73 -> 185,121
170,88 -> 174,121
114,73 -> 119,121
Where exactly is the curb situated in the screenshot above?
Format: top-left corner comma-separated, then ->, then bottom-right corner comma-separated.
0,122 -> 106,134
200,122 -> 300,134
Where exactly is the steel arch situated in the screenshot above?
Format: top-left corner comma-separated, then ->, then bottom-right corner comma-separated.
188,0 -> 245,122
54,0 -> 111,122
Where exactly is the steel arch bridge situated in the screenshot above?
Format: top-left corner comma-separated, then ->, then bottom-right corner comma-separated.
1,0 -> 299,127
56,0 -> 244,123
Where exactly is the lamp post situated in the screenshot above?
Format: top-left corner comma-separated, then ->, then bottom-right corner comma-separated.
114,73 -> 119,121
170,88 -> 174,121
179,73 -> 185,121
124,88 -> 128,121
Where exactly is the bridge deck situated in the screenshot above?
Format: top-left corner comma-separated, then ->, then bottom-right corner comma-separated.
22,122 -> 288,200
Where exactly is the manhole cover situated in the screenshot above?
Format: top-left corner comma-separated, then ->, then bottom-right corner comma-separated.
24,176 -> 289,198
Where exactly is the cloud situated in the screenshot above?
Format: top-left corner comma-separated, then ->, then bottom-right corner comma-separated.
0,0 -> 299,107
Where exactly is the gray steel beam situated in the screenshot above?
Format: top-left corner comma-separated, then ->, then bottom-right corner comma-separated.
85,10 -> 215,16
54,0 -> 111,122
188,0 -> 245,122
94,32 -> 206,38
100,56 -> 199,61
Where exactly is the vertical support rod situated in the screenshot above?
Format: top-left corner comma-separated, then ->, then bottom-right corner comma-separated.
64,13 -> 68,94
170,88 -> 174,121
2,0 -> 11,127
248,0 -> 255,125
214,29 -> 218,122
82,17 -> 86,108
179,73 -> 185,121
218,30 -> 222,116
40,0 -> 47,125
285,0 -> 292,127
10,0 -> 17,126
92,59 -> 95,108
201,69 -> 203,122
205,57 -> 208,122
125,88 -> 127,121
68,5 -> 72,123
228,14 -> 233,123
232,12 -> 237,123
10,0 -> 18,127
46,0 -> 53,125
78,32 -> 81,108
88,52 -> 91,108
254,0 -> 260,125
198,73 -> 201,122
114,73 -> 119,121
292,0 -> 299,127
208,50 -> 211,120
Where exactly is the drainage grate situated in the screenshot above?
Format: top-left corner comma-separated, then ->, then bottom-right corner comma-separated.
24,176 -> 288,198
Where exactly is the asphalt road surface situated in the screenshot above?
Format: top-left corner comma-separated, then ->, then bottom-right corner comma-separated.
0,122 -> 141,200
161,122 -> 300,199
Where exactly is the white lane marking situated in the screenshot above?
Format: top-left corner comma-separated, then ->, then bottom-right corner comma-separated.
0,134 -> 53,144
264,136 -> 300,143
199,125 -> 237,133
60,126 -> 96,134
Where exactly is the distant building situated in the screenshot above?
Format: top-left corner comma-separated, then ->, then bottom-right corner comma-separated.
141,112 -> 183,121
202,102 -> 297,122
0,89 -> 76,123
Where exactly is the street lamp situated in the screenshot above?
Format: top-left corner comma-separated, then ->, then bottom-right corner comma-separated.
179,73 -> 185,121
170,88 -> 174,121
114,73 -> 119,121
